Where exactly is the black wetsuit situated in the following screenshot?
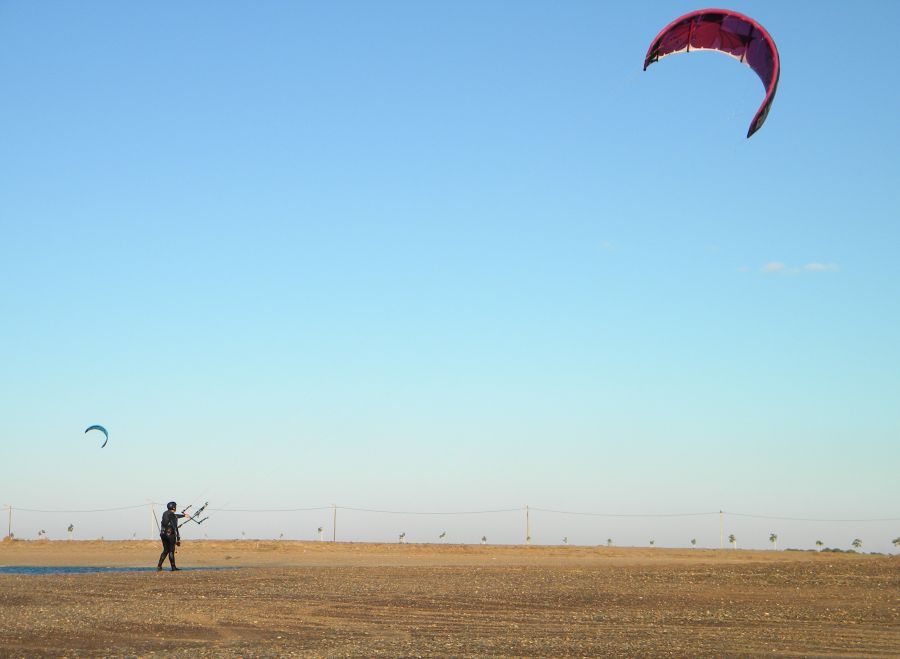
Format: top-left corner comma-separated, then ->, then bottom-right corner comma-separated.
158,509 -> 185,570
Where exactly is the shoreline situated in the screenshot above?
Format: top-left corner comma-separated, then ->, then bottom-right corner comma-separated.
3,537 -> 890,568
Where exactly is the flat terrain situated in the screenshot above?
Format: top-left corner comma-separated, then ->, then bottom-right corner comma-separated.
1,539 -> 897,657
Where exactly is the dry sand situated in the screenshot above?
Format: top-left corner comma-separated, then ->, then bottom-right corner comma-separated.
1,538 -> 898,657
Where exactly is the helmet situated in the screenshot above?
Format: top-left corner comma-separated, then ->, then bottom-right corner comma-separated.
167,501 -> 177,511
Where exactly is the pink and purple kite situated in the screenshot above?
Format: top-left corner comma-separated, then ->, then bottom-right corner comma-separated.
644,9 -> 780,138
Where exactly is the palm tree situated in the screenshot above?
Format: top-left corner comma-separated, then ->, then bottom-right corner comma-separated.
317,526 -> 324,541
481,535 -> 487,545
690,538 -> 697,548
439,531 -> 446,543
815,540 -> 824,550
606,538 -> 613,547
851,538 -> 862,550
399,532 -> 406,544
769,533 -> 778,550
649,539 -> 655,546
562,536 -> 568,545
728,533 -> 736,549
67,524 -> 74,541
892,537 -> 900,549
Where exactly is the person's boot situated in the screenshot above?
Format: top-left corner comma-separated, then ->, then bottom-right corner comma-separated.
157,565 -> 163,571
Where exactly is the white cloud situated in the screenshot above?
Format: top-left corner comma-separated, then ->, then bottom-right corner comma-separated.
803,262 -> 839,272
757,261 -> 840,275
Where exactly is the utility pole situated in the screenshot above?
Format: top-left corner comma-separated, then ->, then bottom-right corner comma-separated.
332,504 -> 337,542
719,510 -> 724,549
5,505 -> 11,539
525,505 -> 531,545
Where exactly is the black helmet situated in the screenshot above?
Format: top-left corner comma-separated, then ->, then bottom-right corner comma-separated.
167,501 -> 177,511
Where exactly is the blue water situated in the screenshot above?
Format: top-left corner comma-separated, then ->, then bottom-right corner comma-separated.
0,566 -> 229,575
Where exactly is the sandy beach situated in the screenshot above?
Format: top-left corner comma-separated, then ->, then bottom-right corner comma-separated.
1,538 -> 897,657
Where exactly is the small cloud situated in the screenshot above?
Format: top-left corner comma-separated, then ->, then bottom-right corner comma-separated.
598,240 -> 616,251
803,262 -> 839,272
757,261 -> 839,275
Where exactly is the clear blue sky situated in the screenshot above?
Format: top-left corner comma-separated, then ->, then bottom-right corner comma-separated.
1,1 -> 898,550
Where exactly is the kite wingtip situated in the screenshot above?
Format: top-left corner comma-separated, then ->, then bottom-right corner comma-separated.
746,122 -> 762,139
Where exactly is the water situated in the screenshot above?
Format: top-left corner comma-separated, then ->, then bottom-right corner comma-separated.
0,566 -> 231,575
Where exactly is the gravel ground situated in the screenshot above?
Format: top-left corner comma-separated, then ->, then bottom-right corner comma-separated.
1,540 -> 897,657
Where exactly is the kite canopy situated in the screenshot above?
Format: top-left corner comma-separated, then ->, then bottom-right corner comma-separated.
643,8 -> 780,137
85,424 -> 109,448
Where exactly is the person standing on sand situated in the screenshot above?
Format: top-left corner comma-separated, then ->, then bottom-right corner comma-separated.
157,501 -> 191,572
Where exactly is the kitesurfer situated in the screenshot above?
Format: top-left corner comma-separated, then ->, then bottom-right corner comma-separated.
157,501 -> 191,571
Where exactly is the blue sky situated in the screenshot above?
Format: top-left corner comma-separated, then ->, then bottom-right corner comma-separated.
1,1 -> 898,550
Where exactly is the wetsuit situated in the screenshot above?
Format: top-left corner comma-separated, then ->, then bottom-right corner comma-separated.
158,509 -> 186,570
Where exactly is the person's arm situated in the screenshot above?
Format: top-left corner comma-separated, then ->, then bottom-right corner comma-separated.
174,511 -> 190,542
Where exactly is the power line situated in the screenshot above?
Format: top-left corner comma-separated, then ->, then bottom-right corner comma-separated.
530,507 -> 719,518
6,503 -> 897,523
339,506 -> 524,516
211,506 -> 332,513
10,504 -> 149,514
723,511 -> 900,523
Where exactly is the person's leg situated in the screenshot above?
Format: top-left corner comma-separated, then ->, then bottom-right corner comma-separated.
158,536 -> 168,569
167,537 -> 178,570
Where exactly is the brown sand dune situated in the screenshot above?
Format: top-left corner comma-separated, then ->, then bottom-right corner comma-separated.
2,539 -> 898,657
